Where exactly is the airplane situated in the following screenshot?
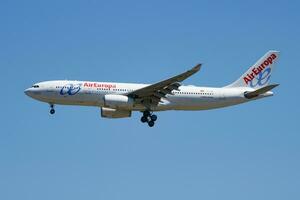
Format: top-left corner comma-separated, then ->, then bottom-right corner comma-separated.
25,50 -> 280,127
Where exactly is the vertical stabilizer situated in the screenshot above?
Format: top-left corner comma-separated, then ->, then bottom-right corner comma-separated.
226,51 -> 280,89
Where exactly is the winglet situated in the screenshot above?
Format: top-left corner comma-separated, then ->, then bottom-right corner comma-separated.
181,64 -> 202,81
192,64 -> 201,72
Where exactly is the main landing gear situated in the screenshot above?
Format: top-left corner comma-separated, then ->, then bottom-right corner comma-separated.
49,104 -> 55,115
141,111 -> 157,127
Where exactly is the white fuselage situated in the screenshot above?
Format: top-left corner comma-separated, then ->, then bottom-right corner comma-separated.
24,80 -> 273,111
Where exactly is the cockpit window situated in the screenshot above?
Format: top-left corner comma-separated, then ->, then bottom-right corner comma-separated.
32,85 -> 39,88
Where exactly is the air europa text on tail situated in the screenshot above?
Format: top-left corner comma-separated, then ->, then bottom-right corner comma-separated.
243,53 -> 277,85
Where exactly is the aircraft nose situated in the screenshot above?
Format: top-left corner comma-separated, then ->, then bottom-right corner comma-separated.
24,88 -> 33,97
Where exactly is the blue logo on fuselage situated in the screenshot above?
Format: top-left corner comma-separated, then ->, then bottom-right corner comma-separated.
60,83 -> 82,95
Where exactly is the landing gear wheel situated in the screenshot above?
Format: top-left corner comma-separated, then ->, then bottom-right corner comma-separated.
143,110 -> 150,117
141,110 -> 157,127
148,120 -> 155,127
50,109 -> 55,115
151,114 -> 157,122
141,116 -> 147,123
49,104 -> 55,115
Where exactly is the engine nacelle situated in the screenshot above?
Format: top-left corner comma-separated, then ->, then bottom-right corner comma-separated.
104,94 -> 133,108
101,107 -> 131,118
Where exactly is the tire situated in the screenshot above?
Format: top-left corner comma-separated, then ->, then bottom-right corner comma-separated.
148,121 -> 155,127
141,116 -> 147,123
50,109 -> 55,115
151,114 -> 157,122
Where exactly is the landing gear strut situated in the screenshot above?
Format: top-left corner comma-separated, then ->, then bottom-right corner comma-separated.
50,104 -> 55,115
141,111 -> 157,127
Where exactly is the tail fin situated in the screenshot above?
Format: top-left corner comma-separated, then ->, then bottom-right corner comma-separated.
226,50 -> 280,89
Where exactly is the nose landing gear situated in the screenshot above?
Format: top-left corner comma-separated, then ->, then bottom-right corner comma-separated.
141,111 -> 157,127
50,104 -> 55,115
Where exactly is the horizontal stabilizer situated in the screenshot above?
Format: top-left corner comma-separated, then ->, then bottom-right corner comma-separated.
244,84 -> 279,99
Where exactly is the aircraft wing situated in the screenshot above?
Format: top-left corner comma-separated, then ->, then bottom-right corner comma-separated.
127,64 -> 201,106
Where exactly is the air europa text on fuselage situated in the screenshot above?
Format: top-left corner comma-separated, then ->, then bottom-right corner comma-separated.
84,82 -> 116,89
243,53 -> 277,85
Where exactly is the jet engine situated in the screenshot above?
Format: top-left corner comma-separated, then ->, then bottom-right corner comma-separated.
101,107 -> 131,118
104,94 -> 134,109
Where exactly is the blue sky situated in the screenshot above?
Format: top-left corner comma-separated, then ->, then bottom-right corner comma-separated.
0,0 -> 299,199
